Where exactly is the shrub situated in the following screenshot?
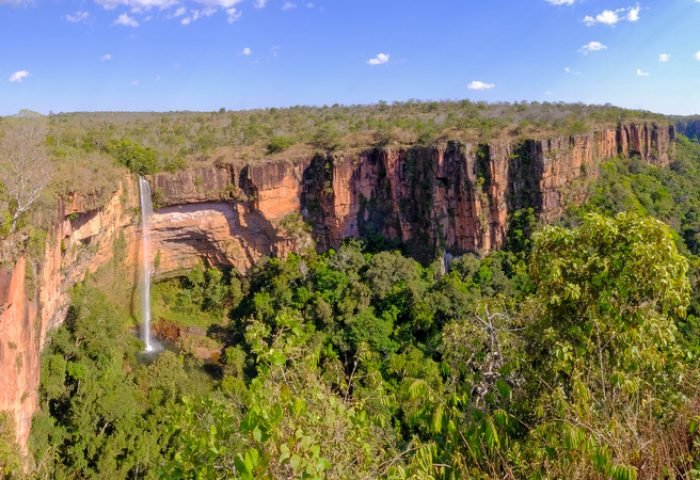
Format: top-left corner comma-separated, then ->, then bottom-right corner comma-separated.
266,135 -> 295,154
105,139 -> 158,175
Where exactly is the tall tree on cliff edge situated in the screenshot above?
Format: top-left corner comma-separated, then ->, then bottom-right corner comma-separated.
0,121 -> 52,234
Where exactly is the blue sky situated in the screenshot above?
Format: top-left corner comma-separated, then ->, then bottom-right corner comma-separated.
2,0 -> 700,115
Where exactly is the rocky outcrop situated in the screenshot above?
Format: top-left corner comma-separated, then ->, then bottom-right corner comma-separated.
144,122 -> 675,269
675,118 -> 700,141
149,159 -> 312,276
0,120 -> 676,453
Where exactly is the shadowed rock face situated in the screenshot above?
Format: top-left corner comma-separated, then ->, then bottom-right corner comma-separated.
0,121 -> 675,453
150,202 -> 276,275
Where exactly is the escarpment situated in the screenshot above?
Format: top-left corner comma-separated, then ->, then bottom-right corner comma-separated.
151,122 -> 673,263
0,121 -> 675,452
0,179 -> 141,452
300,122 -> 673,259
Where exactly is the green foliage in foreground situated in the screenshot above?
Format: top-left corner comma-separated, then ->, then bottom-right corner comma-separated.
564,135 -> 700,360
21,212 -> 700,479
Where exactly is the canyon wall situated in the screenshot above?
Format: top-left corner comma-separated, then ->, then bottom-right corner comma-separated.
149,122 -> 674,266
0,121 -> 675,452
0,180 -> 141,453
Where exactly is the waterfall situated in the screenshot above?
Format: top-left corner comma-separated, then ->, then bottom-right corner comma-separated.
139,176 -> 155,352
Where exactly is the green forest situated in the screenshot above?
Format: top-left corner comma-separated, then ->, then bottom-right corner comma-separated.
0,136 -> 695,478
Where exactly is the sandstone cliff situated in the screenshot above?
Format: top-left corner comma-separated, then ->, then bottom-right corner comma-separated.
0,121 -> 675,452
149,122 -> 674,264
0,180 -> 141,452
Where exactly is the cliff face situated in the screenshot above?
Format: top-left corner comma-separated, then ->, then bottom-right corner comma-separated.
149,160 -> 310,276
148,122 -> 675,269
301,123 -> 674,259
0,180 -> 141,452
0,121 -> 675,453
676,119 -> 700,142
0,257 -> 37,452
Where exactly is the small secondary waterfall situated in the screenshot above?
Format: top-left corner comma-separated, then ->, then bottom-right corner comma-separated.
139,177 -> 155,352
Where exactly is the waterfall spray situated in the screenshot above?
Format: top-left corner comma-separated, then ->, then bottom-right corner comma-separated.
139,176 -> 155,352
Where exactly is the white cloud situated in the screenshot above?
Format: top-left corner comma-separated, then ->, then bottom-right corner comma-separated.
180,6 -> 217,25
467,80 -> 495,91
95,0 -> 243,12
367,53 -> 390,65
282,1 -> 296,10
195,0 -> 242,8
8,70 -> 29,83
306,2 -> 314,7
93,0 -> 243,24
546,0 -> 575,5
584,5 -> 641,26
636,68 -> 650,76
65,10 -> 90,22
95,0 -> 177,11
584,10 -> 619,26
180,0 -> 242,22
253,0 -> 267,7
580,41 -> 607,54
130,79 -> 140,86
241,47 -> 252,56
627,4 -> 640,21
695,51 -> 700,61
113,12 -> 139,26
225,6 -> 240,22
659,53 -> 670,63
100,53 -> 113,61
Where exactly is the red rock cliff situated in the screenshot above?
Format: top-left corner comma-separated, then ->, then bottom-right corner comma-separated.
0,179 -> 141,453
145,122 -> 674,268
299,122 -> 674,258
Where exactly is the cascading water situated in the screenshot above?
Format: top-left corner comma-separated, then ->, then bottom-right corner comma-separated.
139,176 -> 155,353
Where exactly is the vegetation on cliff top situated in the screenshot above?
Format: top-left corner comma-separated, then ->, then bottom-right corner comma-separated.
40,100 -> 667,167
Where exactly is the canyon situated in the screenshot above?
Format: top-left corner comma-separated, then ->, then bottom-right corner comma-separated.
0,121 -> 675,453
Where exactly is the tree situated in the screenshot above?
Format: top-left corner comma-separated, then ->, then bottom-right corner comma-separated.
311,122 -> 342,151
0,413 -> 21,479
105,138 -> 157,175
523,213 -> 691,478
0,121 -> 53,232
